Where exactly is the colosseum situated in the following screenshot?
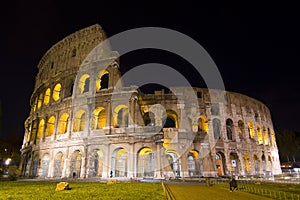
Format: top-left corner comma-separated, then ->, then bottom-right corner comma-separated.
19,24 -> 281,180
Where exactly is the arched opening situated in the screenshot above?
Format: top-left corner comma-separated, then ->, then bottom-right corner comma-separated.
248,122 -> 255,139
262,154 -> 266,172
238,120 -> 244,139
58,113 -> 69,134
32,155 -> 39,177
229,152 -> 239,175
92,107 -> 106,129
243,154 -> 251,174
198,116 -> 208,132
37,119 -> 45,139
188,150 -> 200,177
113,105 -> 129,128
71,150 -> 82,178
41,154 -> 50,177
37,93 -> 43,109
166,151 -> 180,177
96,70 -> 109,91
137,147 -> 154,177
78,74 -> 90,94
257,125 -> 263,144
45,116 -> 55,137
89,150 -> 104,177
44,88 -> 51,105
226,119 -> 234,140
162,110 -> 178,128
143,112 -> 155,126
54,152 -> 64,178
111,148 -> 128,177
263,126 -> 269,145
73,110 -> 86,132
215,152 -> 225,176
253,154 -> 260,175
213,118 -> 221,140
33,97 -> 37,112
53,83 -> 61,101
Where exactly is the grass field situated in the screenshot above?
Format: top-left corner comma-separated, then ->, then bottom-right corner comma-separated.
0,181 -> 165,200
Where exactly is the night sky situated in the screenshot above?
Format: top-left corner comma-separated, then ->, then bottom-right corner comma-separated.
0,1 -> 299,144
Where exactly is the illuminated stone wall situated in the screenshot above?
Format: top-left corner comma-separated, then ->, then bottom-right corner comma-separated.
19,24 -> 281,179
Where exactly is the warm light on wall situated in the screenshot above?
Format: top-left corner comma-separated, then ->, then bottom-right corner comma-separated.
58,113 -> 69,134
53,84 -> 61,101
73,110 -> 85,132
78,74 -> 90,94
44,88 -> 51,105
257,125 -> 263,145
96,70 -> 109,91
248,122 -> 255,138
37,119 -> 45,139
92,107 -> 106,129
46,116 -> 55,136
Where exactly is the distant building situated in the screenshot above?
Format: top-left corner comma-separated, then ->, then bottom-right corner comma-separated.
19,24 -> 281,179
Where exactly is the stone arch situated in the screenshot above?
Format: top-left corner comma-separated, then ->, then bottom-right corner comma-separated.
89,149 -> 104,177
263,126 -> 269,145
248,122 -> 255,139
243,154 -> 251,174
54,152 -> 64,177
32,154 -> 39,177
73,110 -> 86,132
229,152 -> 239,175
44,88 -> 51,105
111,148 -> 128,177
188,150 -> 200,176
165,150 -> 180,177
226,118 -> 234,140
53,83 -> 62,101
238,120 -> 245,139
213,118 -> 221,140
215,152 -> 226,176
162,110 -> 178,128
257,125 -> 263,144
37,93 -> 43,110
37,119 -> 45,139
41,153 -> 50,177
92,107 -> 106,129
253,154 -> 260,175
70,150 -> 82,178
137,147 -> 154,177
262,153 -> 266,172
78,74 -> 90,94
96,70 -> 109,91
143,111 -> 155,126
45,116 -> 56,137
113,105 -> 129,128
58,113 -> 69,134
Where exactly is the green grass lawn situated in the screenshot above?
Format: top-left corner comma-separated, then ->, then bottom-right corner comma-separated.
0,181 -> 165,200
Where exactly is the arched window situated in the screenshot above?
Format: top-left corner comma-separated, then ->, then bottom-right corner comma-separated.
53,83 -> 61,101
137,147 -> 154,177
45,116 -> 55,137
213,118 -> 221,140
58,113 -> 69,134
226,119 -> 234,140
111,148 -> 128,177
263,126 -> 269,145
92,107 -> 106,129
33,97 -> 37,112
238,120 -> 244,136
31,121 -> 38,142
96,70 -> 109,91
37,119 -> 45,139
248,122 -> 255,139
113,105 -> 129,128
257,125 -> 263,144
78,74 -> 90,94
37,93 -> 43,109
73,110 -> 86,132
163,110 -> 178,128
44,88 -> 51,105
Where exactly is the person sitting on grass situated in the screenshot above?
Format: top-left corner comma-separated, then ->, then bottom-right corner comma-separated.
229,177 -> 238,192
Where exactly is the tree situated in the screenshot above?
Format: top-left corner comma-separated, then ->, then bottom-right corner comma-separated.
276,130 -> 300,162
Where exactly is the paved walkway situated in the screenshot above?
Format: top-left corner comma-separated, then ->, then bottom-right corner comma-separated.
165,183 -> 271,200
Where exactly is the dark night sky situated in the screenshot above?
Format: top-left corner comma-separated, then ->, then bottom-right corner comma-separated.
0,1 -> 299,144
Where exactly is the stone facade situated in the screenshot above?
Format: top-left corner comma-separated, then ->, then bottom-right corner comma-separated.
19,24 -> 281,180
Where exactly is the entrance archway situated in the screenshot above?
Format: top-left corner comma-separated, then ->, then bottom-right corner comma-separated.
229,152 -> 239,175
166,151 -> 180,177
111,148 -> 128,177
215,152 -> 225,176
71,150 -> 82,178
188,150 -> 200,177
137,147 -> 154,177
54,152 -> 64,177
89,149 -> 104,177
41,154 -> 50,177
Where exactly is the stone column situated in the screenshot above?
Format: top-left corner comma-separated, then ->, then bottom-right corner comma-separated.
180,151 -> 189,178
128,143 -> 135,178
154,142 -> 163,179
